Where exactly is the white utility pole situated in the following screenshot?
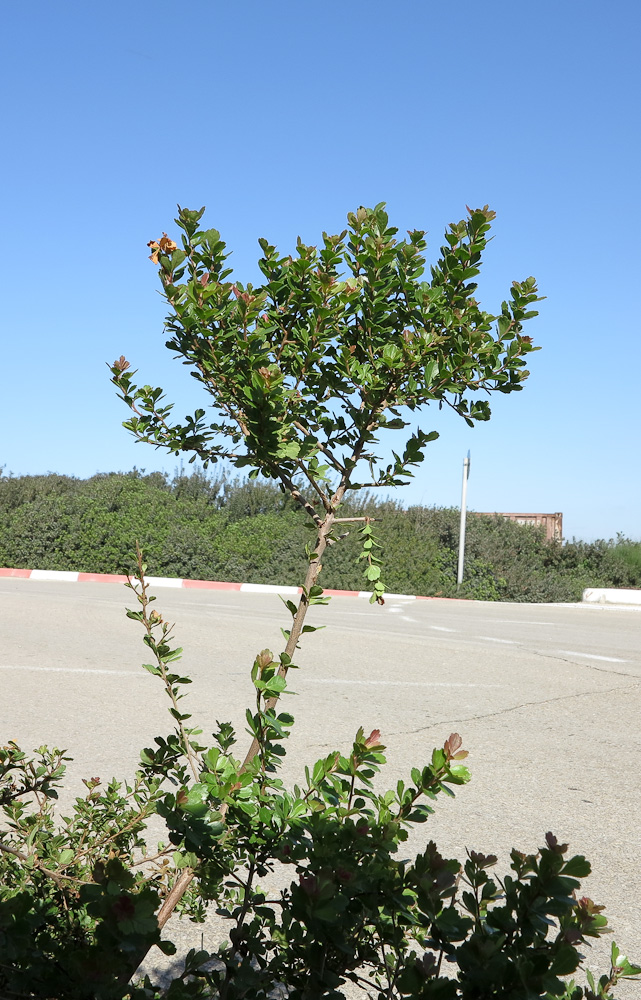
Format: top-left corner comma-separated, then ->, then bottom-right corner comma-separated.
456,451 -> 471,589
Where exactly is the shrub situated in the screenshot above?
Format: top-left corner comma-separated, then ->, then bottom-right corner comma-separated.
1,470 -> 638,602
2,201 -> 637,996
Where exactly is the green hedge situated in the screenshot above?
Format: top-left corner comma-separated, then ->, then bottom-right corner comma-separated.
1,470 -> 639,602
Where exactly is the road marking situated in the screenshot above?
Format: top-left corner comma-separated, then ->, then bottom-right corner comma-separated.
555,650 -> 628,663
477,636 -> 517,644
387,606 -> 402,614
483,619 -> 555,626
402,615 -> 417,623
430,625 -> 456,632
301,678 -> 503,688
331,610 -> 387,617
186,602 -> 243,610
0,665 -> 144,676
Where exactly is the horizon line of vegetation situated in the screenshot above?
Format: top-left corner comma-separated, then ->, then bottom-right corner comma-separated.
1,469 -> 639,603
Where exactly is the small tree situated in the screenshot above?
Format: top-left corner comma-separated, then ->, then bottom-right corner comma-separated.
2,205 -> 637,998
112,203 -> 540,600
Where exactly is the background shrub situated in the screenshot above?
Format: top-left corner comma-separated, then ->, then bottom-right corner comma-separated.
1,469 -> 639,602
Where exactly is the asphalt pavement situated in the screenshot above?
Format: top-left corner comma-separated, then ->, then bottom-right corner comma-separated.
2,579 -> 640,991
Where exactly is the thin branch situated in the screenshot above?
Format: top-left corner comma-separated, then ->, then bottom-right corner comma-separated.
334,517 -> 382,523
274,467 -> 324,527
235,857 -> 256,930
0,841 -> 92,886
295,459 -> 332,512
345,480 -> 406,489
239,509 -> 338,769
292,420 -> 347,474
131,847 -> 174,868
133,546 -> 200,783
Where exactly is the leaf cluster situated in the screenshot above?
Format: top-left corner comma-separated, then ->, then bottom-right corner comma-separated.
110,203 -> 540,535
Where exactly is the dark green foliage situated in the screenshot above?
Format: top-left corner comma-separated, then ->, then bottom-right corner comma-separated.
1,471 -> 639,601
0,470 -> 221,578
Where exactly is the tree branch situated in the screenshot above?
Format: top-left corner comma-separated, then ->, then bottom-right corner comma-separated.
295,459 -> 332,512
274,467 -> 324,527
291,420 -> 347,474
0,840 -> 91,886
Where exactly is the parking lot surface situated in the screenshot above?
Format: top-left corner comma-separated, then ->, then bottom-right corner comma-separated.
2,579 -> 639,990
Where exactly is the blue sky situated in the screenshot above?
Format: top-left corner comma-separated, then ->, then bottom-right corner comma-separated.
1,0 -> 639,541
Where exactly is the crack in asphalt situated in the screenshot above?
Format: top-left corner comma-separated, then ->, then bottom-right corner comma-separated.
526,647 -> 639,680
304,679 -> 640,752
399,680 -> 641,736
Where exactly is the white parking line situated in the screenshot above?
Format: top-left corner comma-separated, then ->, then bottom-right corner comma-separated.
430,625 -> 456,632
555,650 -> 628,663
488,620 -> 555,625
0,665 -> 144,676
302,678 -> 503,688
477,636 -> 517,644
331,610 -> 387,617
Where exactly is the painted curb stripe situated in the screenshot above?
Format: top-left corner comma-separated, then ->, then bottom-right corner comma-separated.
7,567 -> 636,606
78,572 -> 128,584
30,570 -> 79,582
1,568 -> 426,601
240,582 -> 301,595
582,587 -> 641,607
0,567 -> 499,602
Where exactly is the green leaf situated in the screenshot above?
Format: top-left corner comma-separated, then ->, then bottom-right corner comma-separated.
382,343 -> 402,366
180,784 -> 209,816
448,764 -> 471,784
550,944 -> 581,976
264,676 -> 287,695
278,440 -> 301,459
563,855 -> 591,878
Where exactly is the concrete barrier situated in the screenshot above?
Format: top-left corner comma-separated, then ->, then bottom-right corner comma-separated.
582,587 -> 641,607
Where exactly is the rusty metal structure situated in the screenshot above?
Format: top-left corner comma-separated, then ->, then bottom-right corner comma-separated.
475,512 -> 563,542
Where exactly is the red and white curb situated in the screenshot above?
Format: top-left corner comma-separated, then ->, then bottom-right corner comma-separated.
4,569 -> 640,607
582,587 -> 641,608
0,567 -> 426,602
